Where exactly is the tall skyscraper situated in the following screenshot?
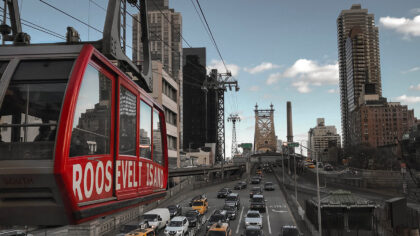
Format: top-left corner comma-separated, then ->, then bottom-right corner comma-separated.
133,0 -> 182,82
337,4 -> 382,148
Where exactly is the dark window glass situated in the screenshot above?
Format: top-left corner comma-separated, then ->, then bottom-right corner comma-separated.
69,65 -> 111,157
0,60 -> 73,160
0,61 -> 8,78
153,110 -> 163,165
119,87 -> 137,156
140,100 -> 152,159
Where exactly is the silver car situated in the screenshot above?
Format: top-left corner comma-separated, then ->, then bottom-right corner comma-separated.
244,210 -> 263,229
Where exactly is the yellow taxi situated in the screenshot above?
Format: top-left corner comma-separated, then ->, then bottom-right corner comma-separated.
125,227 -> 155,236
192,198 -> 208,214
206,223 -> 232,236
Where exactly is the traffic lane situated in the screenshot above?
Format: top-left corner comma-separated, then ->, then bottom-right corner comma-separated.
222,174 -> 296,236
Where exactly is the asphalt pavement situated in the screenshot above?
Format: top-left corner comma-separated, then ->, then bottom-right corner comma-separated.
155,172 -> 297,236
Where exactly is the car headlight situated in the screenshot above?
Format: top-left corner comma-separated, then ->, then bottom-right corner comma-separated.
177,230 -> 183,233
245,221 -> 250,225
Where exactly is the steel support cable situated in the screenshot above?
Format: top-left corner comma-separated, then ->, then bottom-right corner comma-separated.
195,0 -> 228,73
0,12 -> 66,40
38,0 -> 102,33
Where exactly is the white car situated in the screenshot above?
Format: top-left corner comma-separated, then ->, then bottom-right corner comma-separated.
164,216 -> 189,236
244,210 -> 263,229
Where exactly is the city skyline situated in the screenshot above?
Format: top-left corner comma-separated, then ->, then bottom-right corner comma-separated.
16,0 -> 420,157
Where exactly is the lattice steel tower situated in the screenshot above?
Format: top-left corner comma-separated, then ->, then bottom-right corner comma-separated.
202,69 -> 239,163
228,114 -> 241,157
254,104 -> 277,153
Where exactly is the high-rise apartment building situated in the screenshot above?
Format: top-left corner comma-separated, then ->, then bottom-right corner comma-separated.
150,61 -> 180,168
337,4 -> 382,148
308,118 -> 341,161
182,48 -> 218,150
133,0 -> 182,82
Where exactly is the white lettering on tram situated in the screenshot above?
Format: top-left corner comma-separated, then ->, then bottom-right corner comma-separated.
72,160 -> 164,201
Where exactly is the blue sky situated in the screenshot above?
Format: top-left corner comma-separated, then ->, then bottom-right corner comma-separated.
13,0 -> 420,157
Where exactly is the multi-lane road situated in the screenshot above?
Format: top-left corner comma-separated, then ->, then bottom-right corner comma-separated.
154,172 -> 298,236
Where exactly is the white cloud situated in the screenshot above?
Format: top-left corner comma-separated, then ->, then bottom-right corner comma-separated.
292,81 -> 311,93
249,85 -> 260,92
409,84 -> 420,91
394,94 -> 420,104
244,62 -> 281,74
410,8 -> 420,14
266,59 -> 338,93
328,88 -> 338,94
266,72 -> 282,85
380,15 -> 420,38
403,66 -> 420,74
208,60 -> 240,77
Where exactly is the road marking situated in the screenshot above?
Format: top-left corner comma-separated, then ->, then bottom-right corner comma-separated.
266,206 -> 272,234
272,209 -> 288,213
236,206 -> 244,234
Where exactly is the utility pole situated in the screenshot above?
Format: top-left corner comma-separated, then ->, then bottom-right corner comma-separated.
228,114 -> 241,158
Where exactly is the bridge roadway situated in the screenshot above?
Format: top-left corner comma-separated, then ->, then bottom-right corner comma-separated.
106,172 -> 297,235
169,163 -> 246,177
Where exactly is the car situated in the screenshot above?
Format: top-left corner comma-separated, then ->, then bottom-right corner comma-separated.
249,186 -> 263,198
264,182 -> 274,191
217,188 -> 232,198
324,164 -> 334,171
164,216 -> 189,236
184,209 -> 202,228
167,205 -> 182,218
223,204 -> 238,220
142,208 -> 171,231
189,194 -> 207,206
225,193 -> 240,208
243,226 -> 264,236
116,222 -> 140,236
234,181 -> 247,190
251,177 -> 261,184
125,227 -> 155,236
244,210 -> 263,229
280,225 -> 299,236
207,222 -> 232,236
207,210 -> 229,231
250,194 -> 266,212
192,198 -> 208,215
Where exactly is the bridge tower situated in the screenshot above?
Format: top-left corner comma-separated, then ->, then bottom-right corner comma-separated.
254,104 -> 277,153
228,114 -> 241,157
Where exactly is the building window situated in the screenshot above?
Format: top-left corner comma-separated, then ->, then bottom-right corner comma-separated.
164,106 -> 177,126
162,80 -> 177,102
167,135 -> 177,150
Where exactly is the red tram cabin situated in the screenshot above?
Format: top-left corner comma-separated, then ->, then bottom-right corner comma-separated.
0,44 -> 169,225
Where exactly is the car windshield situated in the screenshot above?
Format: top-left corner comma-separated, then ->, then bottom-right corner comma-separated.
252,187 -> 261,191
168,221 -> 183,227
207,231 -> 226,236
186,211 -> 198,217
251,197 -> 264,202
119,224 -> 138,233
192,201 -> 204,206
223,205 -> 235,211
219,188 -> 228,192
245,229 -> 262,236
168,206 -> 177,210
209,215 -> 224,222
226,196 -> 237,201
247,213 -> 260,218
143,214 -> 158,221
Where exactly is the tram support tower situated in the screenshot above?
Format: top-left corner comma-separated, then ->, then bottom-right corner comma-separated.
254,104 -> 277,153
228,114 -> 241,157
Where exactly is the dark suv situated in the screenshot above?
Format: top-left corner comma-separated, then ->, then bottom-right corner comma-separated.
225,193 -> 240,208
250,194 -> 266,212
217,188 -> 232,198
249,186 -> 263,198
207,210 -> 229,230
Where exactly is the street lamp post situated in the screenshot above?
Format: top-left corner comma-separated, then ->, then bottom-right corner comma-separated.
299,143 -> 322,236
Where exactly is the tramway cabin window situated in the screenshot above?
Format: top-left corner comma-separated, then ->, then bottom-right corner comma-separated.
119,86 -> 137,156
0,60 -> 73,160
69,65 -> 112,157
140,100 -> 152,159
153,110 -> 163,165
